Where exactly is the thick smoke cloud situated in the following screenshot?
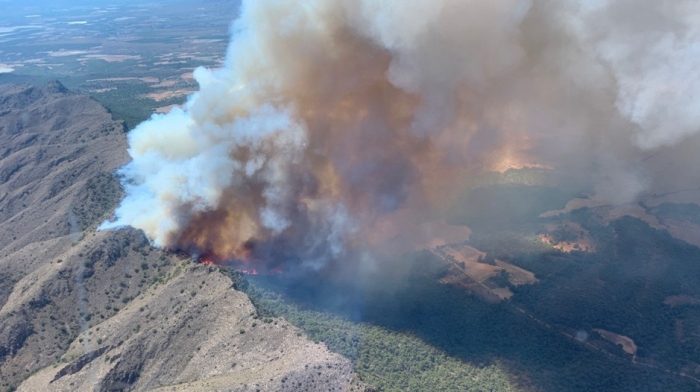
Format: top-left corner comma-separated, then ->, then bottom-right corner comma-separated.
103,0 -> 700,267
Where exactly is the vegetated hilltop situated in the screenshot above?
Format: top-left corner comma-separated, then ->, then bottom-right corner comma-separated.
0,82 -> 366,392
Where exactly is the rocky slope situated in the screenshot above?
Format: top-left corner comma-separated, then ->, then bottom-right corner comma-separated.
0,82 -> 365,391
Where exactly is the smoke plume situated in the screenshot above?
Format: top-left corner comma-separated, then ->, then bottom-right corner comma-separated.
103,0 -> 700,268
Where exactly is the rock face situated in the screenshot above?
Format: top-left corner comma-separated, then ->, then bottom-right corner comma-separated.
18,262 -> 361,392
0,81 -> 125,257
0,81 -> 129,387
0,82 -> 365,391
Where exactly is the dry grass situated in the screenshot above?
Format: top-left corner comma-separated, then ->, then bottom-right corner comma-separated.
594,329 -> 637,356
664,295 -> 700,308
433,244 -> 536,303
495,260 -> 538,286
144,88 -> 194,102
440,245 -> 499,283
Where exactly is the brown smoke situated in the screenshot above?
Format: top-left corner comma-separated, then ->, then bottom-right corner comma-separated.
103,0 -> 700,269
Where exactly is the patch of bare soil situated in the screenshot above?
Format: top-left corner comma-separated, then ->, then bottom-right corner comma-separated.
594,328 -> 638,356
432,244 -> 537,303
664,295 -> 700,308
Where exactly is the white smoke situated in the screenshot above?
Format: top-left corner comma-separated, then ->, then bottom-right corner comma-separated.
103,0 -> 700,266
575,0 -> 700,149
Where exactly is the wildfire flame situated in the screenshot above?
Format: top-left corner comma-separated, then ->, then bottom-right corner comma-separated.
102,0 -> 700,272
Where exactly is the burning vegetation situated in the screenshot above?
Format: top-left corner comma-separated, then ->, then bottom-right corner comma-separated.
102,0 -> 700,272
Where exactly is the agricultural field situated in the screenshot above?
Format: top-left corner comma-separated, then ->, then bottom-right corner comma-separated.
0,0 -> 234,128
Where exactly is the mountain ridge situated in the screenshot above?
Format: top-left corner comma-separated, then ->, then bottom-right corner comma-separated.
0,82 -> 367,392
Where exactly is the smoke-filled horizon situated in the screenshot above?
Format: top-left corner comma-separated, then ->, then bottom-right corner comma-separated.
103,0 -> 700,268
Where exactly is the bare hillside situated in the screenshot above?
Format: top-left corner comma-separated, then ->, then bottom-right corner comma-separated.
0,82 -> 366,392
